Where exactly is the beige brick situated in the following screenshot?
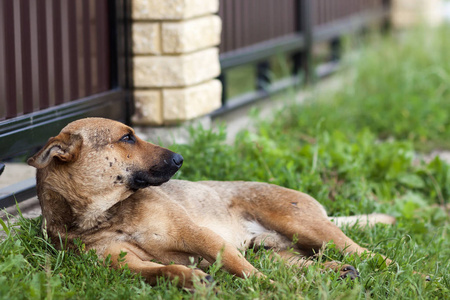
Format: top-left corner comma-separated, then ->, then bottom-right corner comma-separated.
162,15 -> 221,53
163,79 -> 222,123
132,23 -> 161,54
132,0 -> 219,20
393,0 -> 441,11
392,0 -> 443,27
133,48 -> 220,88
132,90 -> 164,125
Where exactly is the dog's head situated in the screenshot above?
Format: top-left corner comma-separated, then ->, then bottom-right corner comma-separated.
28,118 -> 183,204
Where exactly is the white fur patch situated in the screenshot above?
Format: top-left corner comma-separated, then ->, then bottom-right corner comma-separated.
245,220 -> 271,235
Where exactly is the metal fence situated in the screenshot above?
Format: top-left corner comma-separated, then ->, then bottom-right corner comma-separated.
314,0 -> 385,26
0,0 -> 111,121
219,0 -> 298,54
216,0 -> 390,113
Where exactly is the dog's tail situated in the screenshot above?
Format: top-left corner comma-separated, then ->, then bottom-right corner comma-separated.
329,213 -> 396,229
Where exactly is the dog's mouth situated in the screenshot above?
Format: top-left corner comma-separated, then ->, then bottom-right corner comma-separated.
129,170 -> 174,190
128,153 -> 183,190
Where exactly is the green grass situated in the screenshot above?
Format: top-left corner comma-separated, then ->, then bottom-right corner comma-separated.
1,25 -> 450,299
279,25 -> 450,151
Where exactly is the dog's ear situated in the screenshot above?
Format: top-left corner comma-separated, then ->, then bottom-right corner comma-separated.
27,133 -> 83,169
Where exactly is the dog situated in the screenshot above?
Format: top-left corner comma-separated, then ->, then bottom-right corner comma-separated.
27,117 -> 396,288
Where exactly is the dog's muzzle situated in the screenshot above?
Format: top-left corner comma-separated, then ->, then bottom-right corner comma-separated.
129,153 -> 183,190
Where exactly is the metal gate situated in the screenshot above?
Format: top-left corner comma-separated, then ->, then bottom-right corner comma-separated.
217,0 -> 390,113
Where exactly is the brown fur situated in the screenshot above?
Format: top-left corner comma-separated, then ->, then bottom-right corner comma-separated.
28,117 -> 396,288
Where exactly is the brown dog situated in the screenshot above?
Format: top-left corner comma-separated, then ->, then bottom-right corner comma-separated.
28,117 -> 395,288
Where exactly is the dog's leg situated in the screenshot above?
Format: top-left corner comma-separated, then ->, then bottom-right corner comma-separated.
271,250 -> 359,280
105,243 -> 212,288
182,226 -> 266,279
239,186 -> 393,266
264,213 -> 392,264
269,216 -> 393,268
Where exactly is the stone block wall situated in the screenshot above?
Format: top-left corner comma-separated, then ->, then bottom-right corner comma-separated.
131,0 -> 222,125
392,0 -> 443,28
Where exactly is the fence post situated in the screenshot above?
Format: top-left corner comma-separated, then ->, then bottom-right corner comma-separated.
381,0 -> 392,33
256,60 -> 271,94
293,0 -> 313,83
330,37 -> 341,62
219,72 -> 227,106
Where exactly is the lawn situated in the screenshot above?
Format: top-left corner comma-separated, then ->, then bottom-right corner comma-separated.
1,25 -> 449,299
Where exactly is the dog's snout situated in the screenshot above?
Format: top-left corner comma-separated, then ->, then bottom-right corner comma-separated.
172,153 -> 183,168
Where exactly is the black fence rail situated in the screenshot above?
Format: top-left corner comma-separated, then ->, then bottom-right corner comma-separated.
216,0 -> 390,114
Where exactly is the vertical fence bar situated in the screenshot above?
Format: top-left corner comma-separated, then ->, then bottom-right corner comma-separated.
233,0 -> 243,50
0,1 -> 5,120
68,0 -> 78,101
108,0 -> 118,89
46,0 -> 55,107
255,0 -> 271,93
381,0 -> 391,32
242,0 -> 250,50
293,0 -> 313,82
76,0 -> 85,98
29,0 -> 40,112
115,0 -> 133,121
36,0 -> 50,109
89,0 -> 98,94
20,0 -> 33,114
0,0 -> 17,119
13,0 -> 23,116
225,0 -> 234,52
256,61 -> 270,93
52,0 -> 64,105
0,1 -> 8,119
219,72 -> 227,106
218,0 -> 225,53
61,0 -> 71,103
2,1 -> 18,118
330,38 -> 341,61
96,0 -> 110,93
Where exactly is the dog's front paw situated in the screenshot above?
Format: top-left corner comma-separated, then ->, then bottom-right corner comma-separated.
198,272 -> 214,285
323,261 -> 359,280
189,268 -> 215,289
183,269 -> 215,293
162,265 -> 213,289
339,265 -> 359,280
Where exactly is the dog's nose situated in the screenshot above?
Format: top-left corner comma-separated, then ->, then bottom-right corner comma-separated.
172,153 -> 184,168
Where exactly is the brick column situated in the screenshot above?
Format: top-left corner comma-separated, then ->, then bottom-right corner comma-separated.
131,0 -> 222,125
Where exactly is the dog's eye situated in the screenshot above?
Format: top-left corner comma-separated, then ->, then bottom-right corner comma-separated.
120,133 -> 136,144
